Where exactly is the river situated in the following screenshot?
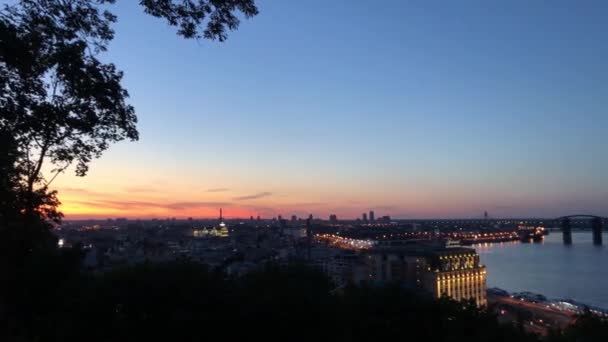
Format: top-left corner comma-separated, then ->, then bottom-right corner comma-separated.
476,231 -> 608,308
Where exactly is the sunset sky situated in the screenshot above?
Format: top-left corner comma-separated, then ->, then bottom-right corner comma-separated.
51,0 -> 608,220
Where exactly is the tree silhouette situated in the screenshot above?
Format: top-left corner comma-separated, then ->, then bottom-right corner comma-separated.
0,0 -> 258,248
140,0 -> 258,40
0,129 -> 59,262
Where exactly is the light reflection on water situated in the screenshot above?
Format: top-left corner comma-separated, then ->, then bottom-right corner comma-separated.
475,232 -> 608,308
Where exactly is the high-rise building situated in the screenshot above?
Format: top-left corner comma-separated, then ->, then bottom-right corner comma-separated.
359,241 -> 487,307
291,215 -> 297,222
369,210 -> 375,222
362,213 -> 368,222
329,214 -> 338,224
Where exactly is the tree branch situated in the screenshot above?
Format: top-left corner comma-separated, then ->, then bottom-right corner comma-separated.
45,161 -> 72,187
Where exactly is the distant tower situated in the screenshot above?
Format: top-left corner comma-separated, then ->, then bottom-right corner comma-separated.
362,213 -> 368,222
484,211 -> 488,220
369,210 -> 375,222
216,208 -> 228,237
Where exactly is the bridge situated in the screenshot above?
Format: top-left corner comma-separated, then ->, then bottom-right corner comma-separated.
558,215 -> 605,245
395,216 -> 606,245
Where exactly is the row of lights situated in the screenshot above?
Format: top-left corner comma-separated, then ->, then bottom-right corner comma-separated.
439,254 -> 476,259
438,273 -> 486,281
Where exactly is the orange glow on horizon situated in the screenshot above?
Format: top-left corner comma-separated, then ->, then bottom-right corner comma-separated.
59,199 -> 260,220
51,173 -> 579,220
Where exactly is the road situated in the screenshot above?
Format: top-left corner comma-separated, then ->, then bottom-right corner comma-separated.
489,294 -> 576,335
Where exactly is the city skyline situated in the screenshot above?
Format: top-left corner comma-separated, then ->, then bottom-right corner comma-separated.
48,0 -> 608,219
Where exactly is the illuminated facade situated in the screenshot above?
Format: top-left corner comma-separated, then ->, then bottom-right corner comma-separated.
421,249 -> 487,306
361,241 -> 487,307
192,224 -> 229,238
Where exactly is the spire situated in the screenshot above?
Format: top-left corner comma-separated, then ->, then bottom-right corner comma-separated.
219,208 -> 223,221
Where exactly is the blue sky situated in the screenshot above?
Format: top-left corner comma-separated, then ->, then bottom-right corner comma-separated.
49,0 -> 608,218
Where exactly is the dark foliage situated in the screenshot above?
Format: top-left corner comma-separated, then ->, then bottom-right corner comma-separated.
140,0 -> 258,40
0,129 -> 59,264
1,256 -> 541,342
0,0 -> 258,260
1,0 -> 258,187
1,0 -> 138,187
1,2 -> 258,338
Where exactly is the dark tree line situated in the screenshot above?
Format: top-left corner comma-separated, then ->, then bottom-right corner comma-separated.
1,259 -> 538,342
4,254 -> 608,341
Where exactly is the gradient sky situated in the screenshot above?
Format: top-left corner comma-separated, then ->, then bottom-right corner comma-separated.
48,0 -> 608,219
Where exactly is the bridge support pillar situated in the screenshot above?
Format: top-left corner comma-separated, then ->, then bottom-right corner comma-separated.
592,217 -> 603,246
561,217 -> 572,245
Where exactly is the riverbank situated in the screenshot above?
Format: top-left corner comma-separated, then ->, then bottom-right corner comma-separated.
488,287 -> 608,336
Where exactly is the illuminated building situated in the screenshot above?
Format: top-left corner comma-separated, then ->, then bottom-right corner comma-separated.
192,224 -> 229,238
361,240 -> 487,306
191,208 -> 229,238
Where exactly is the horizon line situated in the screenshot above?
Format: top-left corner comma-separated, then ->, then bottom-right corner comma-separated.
61,215 -> 600,221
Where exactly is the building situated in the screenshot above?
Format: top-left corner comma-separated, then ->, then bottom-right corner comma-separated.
362,213 -> 368,222
322,251 -> 363,286
369,210 -> 375,222
329,214 -> 338,224
380,215 -> 391,223
192,223 -> 229,238
191,208 -> 229,238
360,240 -> 487,306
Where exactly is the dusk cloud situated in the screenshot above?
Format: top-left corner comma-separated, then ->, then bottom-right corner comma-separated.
165,201 -> 230,210
233,192 -> 272,200
73,200 -> 229,211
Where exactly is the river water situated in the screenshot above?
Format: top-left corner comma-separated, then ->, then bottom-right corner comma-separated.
476,232 -> 608,308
